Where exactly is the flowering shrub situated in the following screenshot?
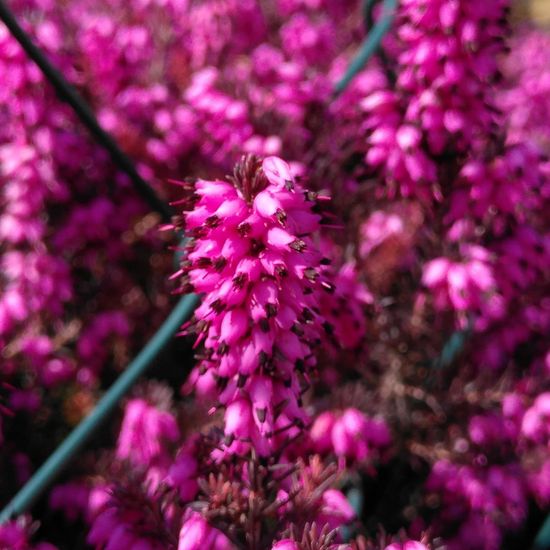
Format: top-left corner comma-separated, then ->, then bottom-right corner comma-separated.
0,0 -> 549,549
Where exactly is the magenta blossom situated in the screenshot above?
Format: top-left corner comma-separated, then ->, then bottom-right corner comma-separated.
385,542 -> 429,550
310,408 -> 391,463
176,155 -> 334,455
178,512 -> 233,550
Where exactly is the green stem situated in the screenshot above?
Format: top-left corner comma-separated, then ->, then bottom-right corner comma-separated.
333,0 -> 397,97
0,293 -> 199,524
534,514 -> 550,550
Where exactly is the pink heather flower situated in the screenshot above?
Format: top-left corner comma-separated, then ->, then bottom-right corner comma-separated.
316,488 -> 356,533
319,261 -> 371,351
328,408 -> 391,463
528,459 -> 550,506
88,481 -> 176,550
9,390 -> 41,413
359,209 -> 407,260
0,518 -> 57,550
468,414 -> 508,447
309,411 -> 336,454
280,13 -> 335,66
177,155 -> 332,455
271,540 -> 300,550
361,90 -> 437,201
178,512 -> 233,550
77,311 -> 130,374
0,522 -> 28,550
116,398 -> 179,468
397,0 -> 507,153
521,392 -> 550,444
446,147 -> 544,229
426,459 -> 528,549
309,408 -> 391,464
167,444 -> 199,501
422,244 -> 500,327
498,26 -> 550,151
49,482 -> 91,522
385,543 -> 429,550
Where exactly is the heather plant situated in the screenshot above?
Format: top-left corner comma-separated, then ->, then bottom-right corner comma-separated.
0,0 -> 549,549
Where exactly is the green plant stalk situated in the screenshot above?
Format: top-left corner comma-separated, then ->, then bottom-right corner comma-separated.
534,514 -> 550,549
334,0 -> 397,96
0,293 -> 199,524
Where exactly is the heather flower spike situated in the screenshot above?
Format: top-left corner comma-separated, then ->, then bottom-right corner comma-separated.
176,155 -> 331,455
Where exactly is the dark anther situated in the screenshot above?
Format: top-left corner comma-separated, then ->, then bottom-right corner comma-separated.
256,408 -> 267,423
196,319 -> 208,333
250,239 -> 265,255
233,273 -> 248,289
237,374 -> 247,388
180,283 -> 195,294
305,191 -> 318,202
301,308 -> 315,323
196,257 -> 212,268
321,280 -> 336,293
216,376 -> 229,391
218,342 -> 229,356
275,264 -> 288,277
265,303 -> 278,318
290,239 -> 306,252
304,267 -> 318,281
191,226 -> 207,239
210,299 -> 225,313
171,214 -> 184,229
205,215 -> 220,228
322,321 -> 334,335
213,257 -> 227,271
276,209 -> 287,226
259,318 -> 270,332
238,222 -> 252,236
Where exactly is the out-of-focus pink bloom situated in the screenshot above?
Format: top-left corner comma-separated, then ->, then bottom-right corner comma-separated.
310,408 -> 391,463
178,512 -> 233,550
0,518 -> 58,550
167,446 -> 199,501
426,459 -> 528,550
422,244 -> 501,328
319,261 -> 371,351
316,488 -> 356,532
521,392 -> 550,444
116,398 -> 179,468
385,542 -> 429,550
49,482 -> 91,522
528,459 -> 550,506
271,540 -> 300,550
309,411 -> 336,454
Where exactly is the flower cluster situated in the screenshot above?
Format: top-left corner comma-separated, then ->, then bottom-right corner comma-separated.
310,408 -> 391,464
176,154 -> 331,455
